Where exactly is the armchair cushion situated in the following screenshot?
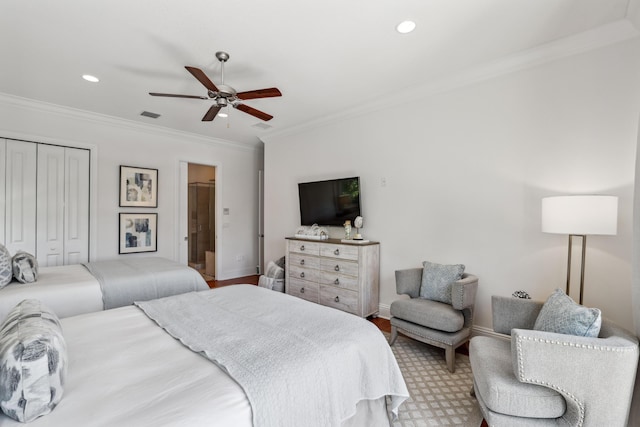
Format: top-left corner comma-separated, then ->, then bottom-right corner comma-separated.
419,261 -> 465,304
390,298 -> 464,333
470,336 -> 566,418
533,289 -> 601,337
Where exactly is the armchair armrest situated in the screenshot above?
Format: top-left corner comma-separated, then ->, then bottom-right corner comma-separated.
395,268 -> 422,298
451,274 -> 478,310
511,328 -> 639,426
492,295 -> 543,335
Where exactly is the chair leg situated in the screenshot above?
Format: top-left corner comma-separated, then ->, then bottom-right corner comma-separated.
445,346 -> 455,373
389,325 -> 398,346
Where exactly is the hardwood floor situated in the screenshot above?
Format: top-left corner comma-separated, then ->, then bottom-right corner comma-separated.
207,274 -> 259,288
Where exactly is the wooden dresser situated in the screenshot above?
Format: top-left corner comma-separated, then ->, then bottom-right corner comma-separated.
285,237 -> 380,317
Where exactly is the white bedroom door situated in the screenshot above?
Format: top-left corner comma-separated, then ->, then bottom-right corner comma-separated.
63,147 -> 89,265
4,140 -> 37,255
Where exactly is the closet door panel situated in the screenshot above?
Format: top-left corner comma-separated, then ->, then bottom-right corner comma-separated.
0,139 -> 5,245
5,140 -> 37,255
64,148 -> 89,264
36,144 -> 65,266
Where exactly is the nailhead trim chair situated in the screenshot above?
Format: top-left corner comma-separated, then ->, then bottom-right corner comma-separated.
470,296 -> 639,426
389,268 -> 478,372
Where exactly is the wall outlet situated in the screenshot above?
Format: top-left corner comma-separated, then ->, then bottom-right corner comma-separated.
236,254 -> 244,262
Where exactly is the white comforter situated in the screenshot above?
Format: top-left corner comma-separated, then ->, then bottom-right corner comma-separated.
0,303 -> 252,427
0,265 -> 102,321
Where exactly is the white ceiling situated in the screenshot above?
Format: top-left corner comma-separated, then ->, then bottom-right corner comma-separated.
1,0 -> 638,147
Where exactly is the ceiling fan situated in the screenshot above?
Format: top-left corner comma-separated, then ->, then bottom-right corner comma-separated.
149,51 -> 281,122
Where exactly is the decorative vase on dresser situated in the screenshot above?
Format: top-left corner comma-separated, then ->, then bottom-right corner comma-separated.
285,237 -> 380,317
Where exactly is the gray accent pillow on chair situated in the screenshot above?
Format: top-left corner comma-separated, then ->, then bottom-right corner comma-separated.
0,299 -> 67,422
12,251 -> 39,283
534,288 -> 602,337
419,261 -> 465,304
0,244 -> 12,288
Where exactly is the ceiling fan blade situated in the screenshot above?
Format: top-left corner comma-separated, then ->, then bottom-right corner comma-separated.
236,88 -> 282,100
185,66 -> 218,92
149,92 -> 208,99
235,103 -> 273,121
202,105 -> 222,121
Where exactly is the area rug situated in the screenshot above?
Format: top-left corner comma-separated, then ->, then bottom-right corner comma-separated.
385,333 -> 483,427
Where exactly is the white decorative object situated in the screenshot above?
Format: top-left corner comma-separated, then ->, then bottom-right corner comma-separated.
353,216 -> 363,240
294,224 -> 329,240
343,220 -> 352,240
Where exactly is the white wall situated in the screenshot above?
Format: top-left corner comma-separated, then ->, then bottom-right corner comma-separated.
0,94 -> 261,280
264,38 -> 640,331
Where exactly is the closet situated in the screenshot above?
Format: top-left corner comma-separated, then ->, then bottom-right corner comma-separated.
1,138 -> 90,266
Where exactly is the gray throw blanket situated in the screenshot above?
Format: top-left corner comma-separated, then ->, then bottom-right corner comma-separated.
136,286 -> 408,427
83,257 -> 208,309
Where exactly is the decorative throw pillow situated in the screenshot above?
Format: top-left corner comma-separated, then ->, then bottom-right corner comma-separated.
12,251 -> 39,283
0,299 -> 67,422
533,288 -> 602,337
274,256 -> 286,270
265,261 -> 285,280
419,261 -> 465,304
0,244 -> 12,289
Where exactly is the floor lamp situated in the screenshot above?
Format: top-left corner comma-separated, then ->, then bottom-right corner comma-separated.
541,195 -> 618,304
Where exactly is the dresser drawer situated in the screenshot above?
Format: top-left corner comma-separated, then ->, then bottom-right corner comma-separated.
318,271 -> 359,292
288,264 -> 319,282
288,278 -> 319,303
288,240 -> 320,256
319,285 -> 359,315
320,258 -> 358,277
320,243 -> 359,261
289,253 -> 320,269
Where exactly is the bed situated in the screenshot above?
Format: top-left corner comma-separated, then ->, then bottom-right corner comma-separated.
0,257 -> 208,321
0,285 -> 409,426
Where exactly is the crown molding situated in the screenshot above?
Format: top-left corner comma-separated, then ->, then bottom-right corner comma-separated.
0,93 -> 260,152
262,19 -> 640,144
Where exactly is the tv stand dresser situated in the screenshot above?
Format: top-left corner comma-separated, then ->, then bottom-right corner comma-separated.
285,237 -> 380,317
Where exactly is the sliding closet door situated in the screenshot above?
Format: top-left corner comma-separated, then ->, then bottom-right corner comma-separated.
36,145 -> 89,266
0,139 -> 5,245
5,140 -> 37,255
63,148 -> 89,264
36,144 -> 65,266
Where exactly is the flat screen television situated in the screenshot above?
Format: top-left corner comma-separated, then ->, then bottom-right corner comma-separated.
298,177 -> 361,226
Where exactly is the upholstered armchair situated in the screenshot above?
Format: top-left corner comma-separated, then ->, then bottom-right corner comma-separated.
470,295 -> 639,426
389,267 -> 478,372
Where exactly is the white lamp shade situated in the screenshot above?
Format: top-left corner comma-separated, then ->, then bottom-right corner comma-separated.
541,195 -> 618,235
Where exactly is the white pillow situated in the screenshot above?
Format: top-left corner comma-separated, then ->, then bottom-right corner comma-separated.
0,244 -> 12,288
0,299 -> 67,422
265,261 -> 285,280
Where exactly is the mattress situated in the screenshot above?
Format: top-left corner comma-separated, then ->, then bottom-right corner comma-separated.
0,264 -> 102,321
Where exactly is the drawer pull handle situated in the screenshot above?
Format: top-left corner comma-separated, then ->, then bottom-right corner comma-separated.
300,259 -> 305,265
334,296 -> 340,303
301,287 -> 305,294
334,278 -> 340,285
334,265 -> 340,271
300,245 -> 305,251
300,272 -> 305,278
334,249 -> 340,255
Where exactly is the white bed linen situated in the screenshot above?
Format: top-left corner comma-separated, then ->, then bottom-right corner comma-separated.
0,265 -> 102,322
0,304 -> 253,427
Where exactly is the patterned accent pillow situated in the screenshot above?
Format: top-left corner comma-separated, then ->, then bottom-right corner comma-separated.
419,261 -> 465,304
0,245 -> 12,289
258,276 -> 285,292
265,261 -> 285,280
0,299 -> 67,422
534,288 -> 602,337
12,251 -> 39,284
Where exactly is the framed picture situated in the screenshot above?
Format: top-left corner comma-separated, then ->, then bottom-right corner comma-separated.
119,213 -> 157,254
119,165 -> 158,207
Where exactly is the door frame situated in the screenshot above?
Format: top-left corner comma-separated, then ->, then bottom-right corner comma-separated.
177,160 -> 220,278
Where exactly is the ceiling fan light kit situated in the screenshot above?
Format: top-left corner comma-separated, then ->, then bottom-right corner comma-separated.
149,51 -> 281,123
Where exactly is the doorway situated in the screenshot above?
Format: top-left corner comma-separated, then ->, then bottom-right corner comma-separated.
187,164 -> 216,280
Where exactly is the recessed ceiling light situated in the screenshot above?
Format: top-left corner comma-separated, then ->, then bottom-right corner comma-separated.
82,74 -> 99,83
396,20 -> 416,34
218,112 -> 228,118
